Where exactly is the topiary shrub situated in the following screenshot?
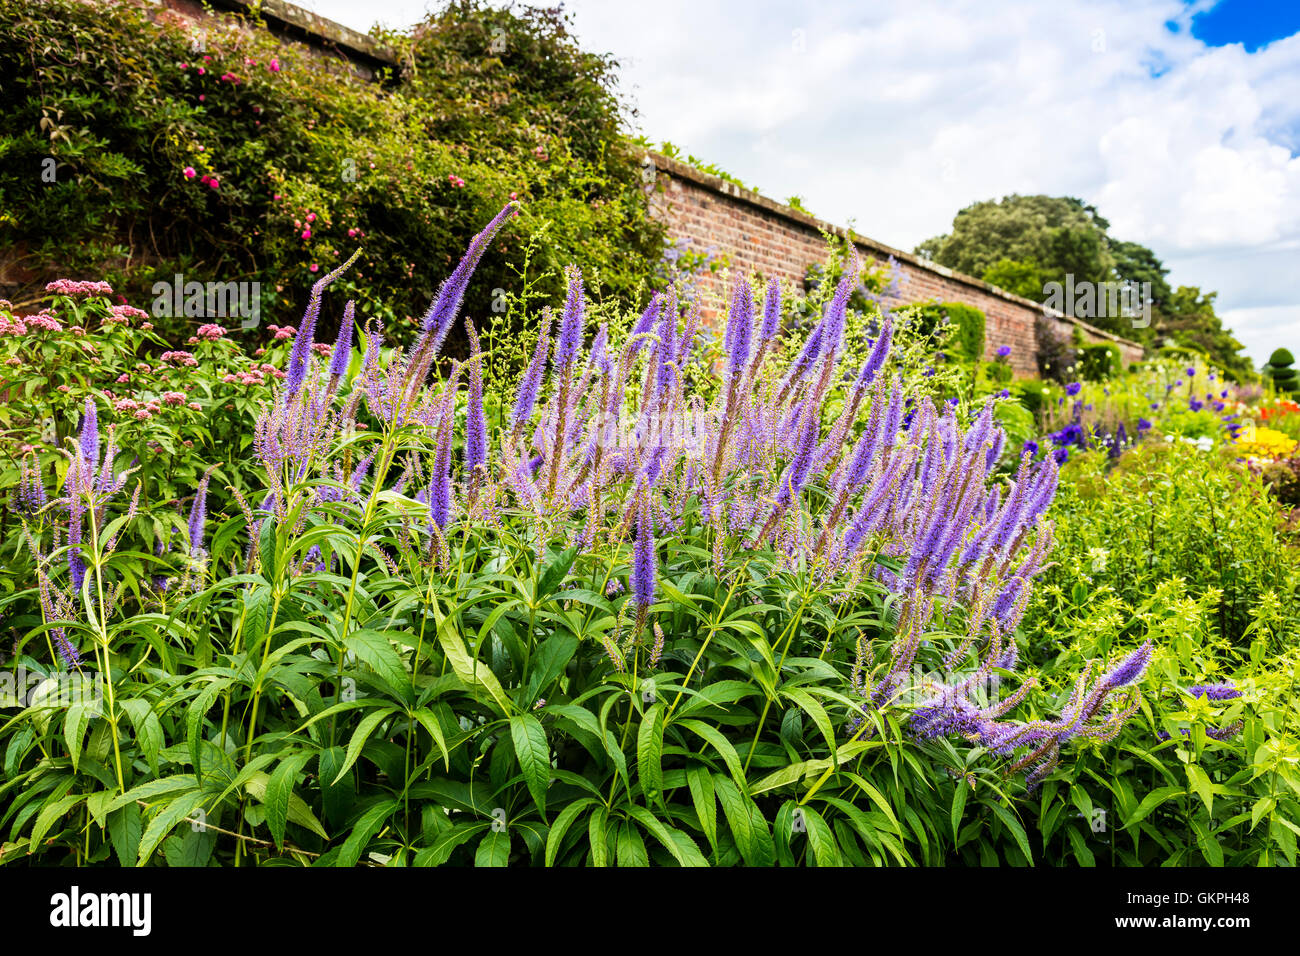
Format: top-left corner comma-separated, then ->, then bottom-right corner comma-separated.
1265,347 -> 1299,396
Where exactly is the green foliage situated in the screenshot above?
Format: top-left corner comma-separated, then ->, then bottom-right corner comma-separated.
0,0 -> 664,345
909,302 -> 986,363
916,194 -> 1114,296
980,258 -> 1049,300
1026,443 -> 1299,649
1078,342 -> 1121,381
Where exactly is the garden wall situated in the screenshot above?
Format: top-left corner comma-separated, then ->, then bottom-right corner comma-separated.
146,0 -> 1144,375
647,154 -> 1145,375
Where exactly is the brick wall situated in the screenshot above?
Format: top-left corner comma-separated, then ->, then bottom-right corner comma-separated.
649,154 -> 1145,376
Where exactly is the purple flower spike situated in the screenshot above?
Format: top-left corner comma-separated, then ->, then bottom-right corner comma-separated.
287,248 -> 361,400
724,278 -> 753,379
553,266 -> 585,371
760,278 -> 781,342
79,397 -> 99,470
630,485 -> 656,609
1105,641 -> 1153,689
465,320 -> 487,476
419,201 -> 519,352
328,301 -> 356,380
512,309 -> 552,432
188,466 -> 216,557
1186,682 -> 1241,700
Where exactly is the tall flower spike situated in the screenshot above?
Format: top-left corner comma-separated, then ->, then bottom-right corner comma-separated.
328,300 -> 356,380
419,201 -> 520,351
286,249 -> 362,400
553,266 -> 585,372
79,397 -> 99,473
512,308 -> 552,433
630,483 -> 656,610
187,465 -> 218,557
724,277 -> 753,380
759,277 -> 781,342
464,318 -> 487,479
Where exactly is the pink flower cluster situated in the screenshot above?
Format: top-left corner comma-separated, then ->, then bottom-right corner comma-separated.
2,312 -> 65,335
104,304 -> 149,326
163,391 -> 187,406
447,174 -> 466,188
160,350 -> 198,367
196,323 -> 227,340
113,397 -> 163,420
221,363 -> 285,386
267,324 -> 296,341
45,279 -> 113,297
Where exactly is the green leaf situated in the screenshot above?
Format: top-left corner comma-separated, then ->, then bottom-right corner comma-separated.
120,699 -> 163,774
536,545 -> 579,601
475,828 -> 511,867
63,701 -> 95,773
411,708 -> 451,772
626,805 -> 709,867
1187,764 -> 1213,816
615,820 -> 649,867
31,793 -> 86,849
244,771 -> 329,841
265,753 -> 313,849
588,806 -> 610,867
137,791 -> 207,866
107,803 -> 142,867
344,630 -> 412,704
686,764 -> 717,851
798,804 -> 843,867
435,608 -> 511,715
988,802 -> 1034,866
951,777 -> 969,842
336,799 -> 397,867
332,705 -> 400,785
509,713 -> 551,818
636,702 -> 665,807
1123,785 -> 1185,828
544,798 -> 597,867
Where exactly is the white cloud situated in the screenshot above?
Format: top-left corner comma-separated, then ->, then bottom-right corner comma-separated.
292,0 -> 1300,363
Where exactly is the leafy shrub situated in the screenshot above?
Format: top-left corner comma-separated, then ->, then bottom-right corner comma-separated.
0,0 -> 664,346
1078,342 -> 1121,381
1025,443 -> 1299,649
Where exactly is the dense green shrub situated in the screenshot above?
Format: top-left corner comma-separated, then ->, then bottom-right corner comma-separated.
909,301 -> 986,363
1025,443 -> 1299,649
0,0 -> 664,347
1078,342 -> 1121,381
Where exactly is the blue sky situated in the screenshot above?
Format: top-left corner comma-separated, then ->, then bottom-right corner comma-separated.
297,0 -> 1300,365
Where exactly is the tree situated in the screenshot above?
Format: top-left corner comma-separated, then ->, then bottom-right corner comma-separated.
1157,286 -> 1254,382
915,194 -> 1114,291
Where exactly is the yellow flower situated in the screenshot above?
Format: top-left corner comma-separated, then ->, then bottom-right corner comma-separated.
1235,426 -> 1298,459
